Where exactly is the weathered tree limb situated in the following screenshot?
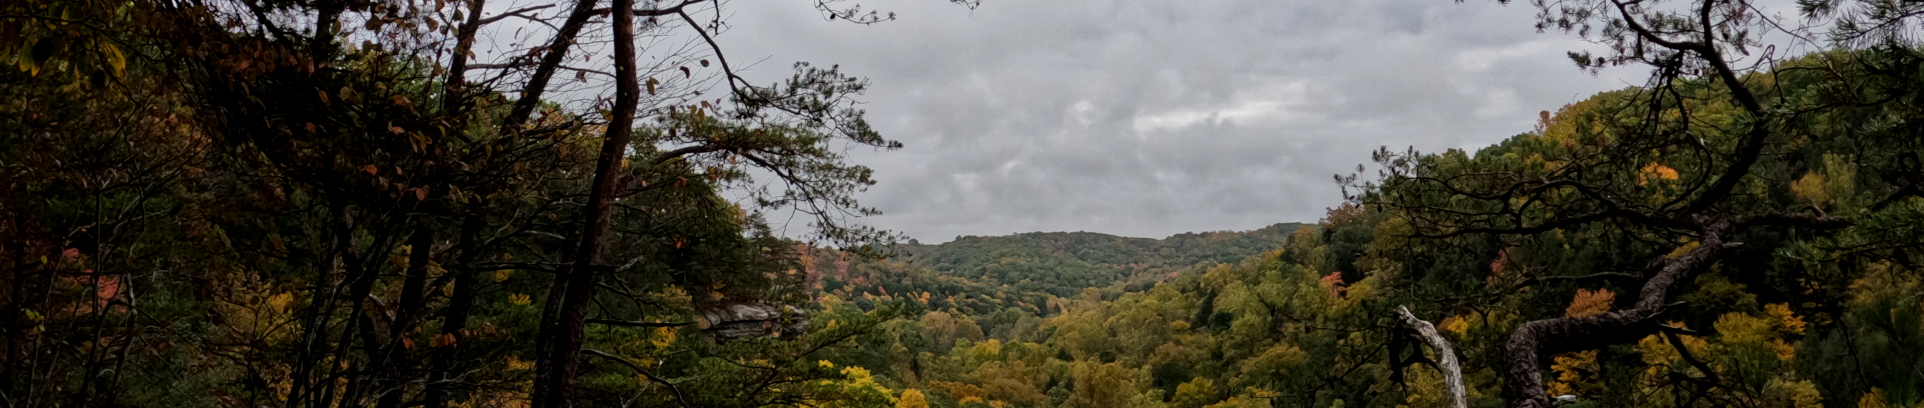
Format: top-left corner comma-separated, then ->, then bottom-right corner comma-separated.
1396,306 -> 1467,408
1501,217 -> 1732,408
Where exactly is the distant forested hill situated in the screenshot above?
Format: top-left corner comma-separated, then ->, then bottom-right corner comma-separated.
905,223 -> 1310,295
801,223 -> 1308,317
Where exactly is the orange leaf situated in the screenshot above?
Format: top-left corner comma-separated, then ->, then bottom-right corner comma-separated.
431,333 -> 457,347
364,165 -> 379,176
1319,272 -> 1347,298
1565,288 -> 1616,317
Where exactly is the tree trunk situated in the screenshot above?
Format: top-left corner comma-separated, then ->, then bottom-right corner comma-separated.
376,224 -> 434,408
441,0 -> 485,115
530,0 -> 642,405
1,237 -> 22,404
523,0 -> 608,400
424,214 -> 484,408
419,3 -> 487,404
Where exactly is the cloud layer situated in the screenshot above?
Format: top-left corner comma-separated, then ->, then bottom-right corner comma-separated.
710,0 -> 1647,242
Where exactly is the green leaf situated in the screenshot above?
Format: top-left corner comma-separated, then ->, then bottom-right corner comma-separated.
16,44 -> 38,75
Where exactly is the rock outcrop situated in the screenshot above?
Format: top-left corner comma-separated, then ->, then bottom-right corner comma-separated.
695,303 -> 806,340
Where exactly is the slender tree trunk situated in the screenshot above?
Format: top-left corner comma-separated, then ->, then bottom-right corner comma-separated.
342,249 -> 384,407
74,267 -> 111,408
531,0 -> 642,405
424,213 -> 485,408
376,224 -> 435,408
2,235 -> 21,406
503,0 -> 605,131
442,0 -> 485,115
290,206 -> 351,408
105,277 -> 139,407
523,0 -> 606,399
418,1 -> 487,403
330,218 -> 399,408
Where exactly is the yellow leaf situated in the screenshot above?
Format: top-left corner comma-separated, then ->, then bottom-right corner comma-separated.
1767,303 -> 1807,335
1714,312 -> 1774,344
1546,350 -> 1597,396
1771,338 -> 1797,361
266,292 -> 295,313
1766,378 -> 1824,408
1791,172 -> 1831,207
1666,241 -> 1701,258
100,42 -> 125,77
1440,316 -> 1469,335
898,389 -> 929,408
17,45 -> 40,75
1858,388 -> 1890,408
505,356 -> 533,371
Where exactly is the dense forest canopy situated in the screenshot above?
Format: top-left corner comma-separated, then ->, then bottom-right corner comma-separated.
8,0 -> 1924,407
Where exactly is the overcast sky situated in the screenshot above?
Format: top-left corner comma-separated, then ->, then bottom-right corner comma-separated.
627,0 -> 1659,242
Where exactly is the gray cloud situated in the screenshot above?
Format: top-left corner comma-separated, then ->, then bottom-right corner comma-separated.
700,0 -> 1650,242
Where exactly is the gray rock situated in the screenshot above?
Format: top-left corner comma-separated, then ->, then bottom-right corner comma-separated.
697,303 -> 807,340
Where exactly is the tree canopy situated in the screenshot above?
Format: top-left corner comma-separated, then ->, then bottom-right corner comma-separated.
10,0 -> 1924,407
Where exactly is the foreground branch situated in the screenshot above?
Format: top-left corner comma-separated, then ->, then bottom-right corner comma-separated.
1501,218 -> 1733,408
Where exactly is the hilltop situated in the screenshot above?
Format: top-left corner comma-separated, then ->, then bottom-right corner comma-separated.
801,223 -> 1310,315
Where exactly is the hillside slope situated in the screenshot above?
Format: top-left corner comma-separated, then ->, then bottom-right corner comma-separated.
901,223 -> 1309,295
802,223 -> 1309,316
